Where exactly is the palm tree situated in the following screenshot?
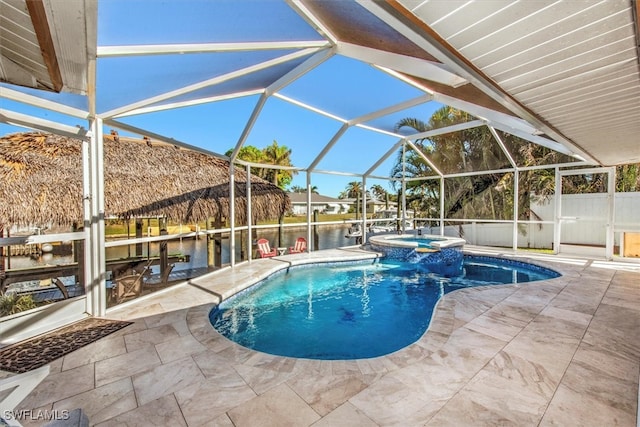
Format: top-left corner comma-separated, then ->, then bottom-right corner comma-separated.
617,164 -> 640,192
289,185 -> 319,194
262,140 -> 294,188
339,181 -> 368,218
229,141 -> 296,189
338,181 -> 364,199
225,145 -> 268,179
393,106 -> 527,220
289,185 -> 305,193
369,184 -> 389,201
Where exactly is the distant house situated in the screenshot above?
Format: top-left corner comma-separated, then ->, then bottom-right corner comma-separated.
287,193 -> 351,215
342,197 -> 396,214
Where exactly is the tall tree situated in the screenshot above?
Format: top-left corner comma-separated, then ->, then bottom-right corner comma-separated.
225,146 -> 268,179
262,140 -> 294,188
226,140 -> 295,189
391,105 -> 583,221
289,185 -> 319,194
338,181 -> 365,199
369,184 -> 390,201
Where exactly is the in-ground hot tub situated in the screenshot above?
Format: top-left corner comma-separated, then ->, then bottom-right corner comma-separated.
369,234 -> 466,277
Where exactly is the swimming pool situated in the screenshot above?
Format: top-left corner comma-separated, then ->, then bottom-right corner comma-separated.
209,255 -> 560,360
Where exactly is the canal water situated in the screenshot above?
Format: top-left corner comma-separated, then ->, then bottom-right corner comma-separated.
4,224 -> 361,286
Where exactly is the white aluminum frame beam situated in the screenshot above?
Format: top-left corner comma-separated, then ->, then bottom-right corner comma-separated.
310,169 -> 364,178
406,119 -> 485,140
0,109 -> 90,140
234,161 -> 302,172
97,41 -> 331,57
229,93 -> 269,162
349,94 -> 434,125
382,67 -> 545,137
114,89 -> 264,118
308,123 -> 350,171
489,121 -> 581,158
105,118 -> 228,160
286,0 -> 339,45
101,47 -> 323,118
405,140 -> 443,176
337,42 -> 467,87
488,126 -> 518,169
354,123 -> 403,138
364,140 -> 404,177
0,87 -> 89,119
273,93 -> 347,123
267,48 -> 335,95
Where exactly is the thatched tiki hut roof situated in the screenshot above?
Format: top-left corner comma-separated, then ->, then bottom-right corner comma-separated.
0,132 -> 290,227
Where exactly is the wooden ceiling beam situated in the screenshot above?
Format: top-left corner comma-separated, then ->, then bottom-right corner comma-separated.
25,0 -> 63,92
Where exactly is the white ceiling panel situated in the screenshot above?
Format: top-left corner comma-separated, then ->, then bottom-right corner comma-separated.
400,0 -> 640,166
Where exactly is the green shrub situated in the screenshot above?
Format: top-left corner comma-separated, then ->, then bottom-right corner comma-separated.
0,293 -> 37,317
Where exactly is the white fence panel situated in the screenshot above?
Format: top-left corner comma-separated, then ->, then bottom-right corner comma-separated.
415,192 -> 639,251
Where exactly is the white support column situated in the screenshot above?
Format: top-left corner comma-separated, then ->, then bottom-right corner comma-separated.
229,164 -> 236,266
439,177 -> 445,235
306,172 -> 312,250
512,170 -> 519,251
401,144 -> 406,233
85,119 -> 106,316
246,164 -> 253,262
553,167 -> 562,254
606,166 -> 615,260
401,179 -> 407,234
362,176 -> 367,243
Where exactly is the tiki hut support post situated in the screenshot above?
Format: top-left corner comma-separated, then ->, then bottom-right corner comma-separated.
206,218 -> 214,269
206,216 -> 223,269
135,218 -> 143,257
214,217 -> 222,268
159,217 -> 168,276
313,210 -> 319,251
0,225 -> 5,285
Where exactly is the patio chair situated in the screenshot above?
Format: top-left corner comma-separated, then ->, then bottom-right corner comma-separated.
111,273 -> 144,304
160,263 -> 175,285
110,260 -> 152,304
289,237 -> 307,254
257,238 -> 277,258
52,278 -> 69,299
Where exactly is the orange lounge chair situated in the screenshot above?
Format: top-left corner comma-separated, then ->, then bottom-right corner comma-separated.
257,238 -> 277,258
289,237 -> 307,254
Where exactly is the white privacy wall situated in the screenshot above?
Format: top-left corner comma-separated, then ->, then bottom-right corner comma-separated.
421,192 -> 640,250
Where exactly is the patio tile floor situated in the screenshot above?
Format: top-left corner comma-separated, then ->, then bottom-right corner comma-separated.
7,247 -> 640,426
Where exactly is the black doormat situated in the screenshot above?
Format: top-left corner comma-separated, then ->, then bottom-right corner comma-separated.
0,318 -> 132,373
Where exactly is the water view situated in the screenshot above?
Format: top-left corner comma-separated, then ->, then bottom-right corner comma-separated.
3,225 -> 359,290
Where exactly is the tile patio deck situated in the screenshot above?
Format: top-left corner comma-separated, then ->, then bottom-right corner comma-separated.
7,246 -> 640,426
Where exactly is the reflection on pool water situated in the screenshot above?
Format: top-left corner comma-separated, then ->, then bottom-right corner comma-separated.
209,255 -> 560,360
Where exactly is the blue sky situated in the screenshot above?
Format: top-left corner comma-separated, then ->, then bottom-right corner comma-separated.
0,0 -> 445,198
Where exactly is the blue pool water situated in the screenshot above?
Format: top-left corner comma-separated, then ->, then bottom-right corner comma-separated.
395,236 -> 443,247
209,255 -> 560,360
